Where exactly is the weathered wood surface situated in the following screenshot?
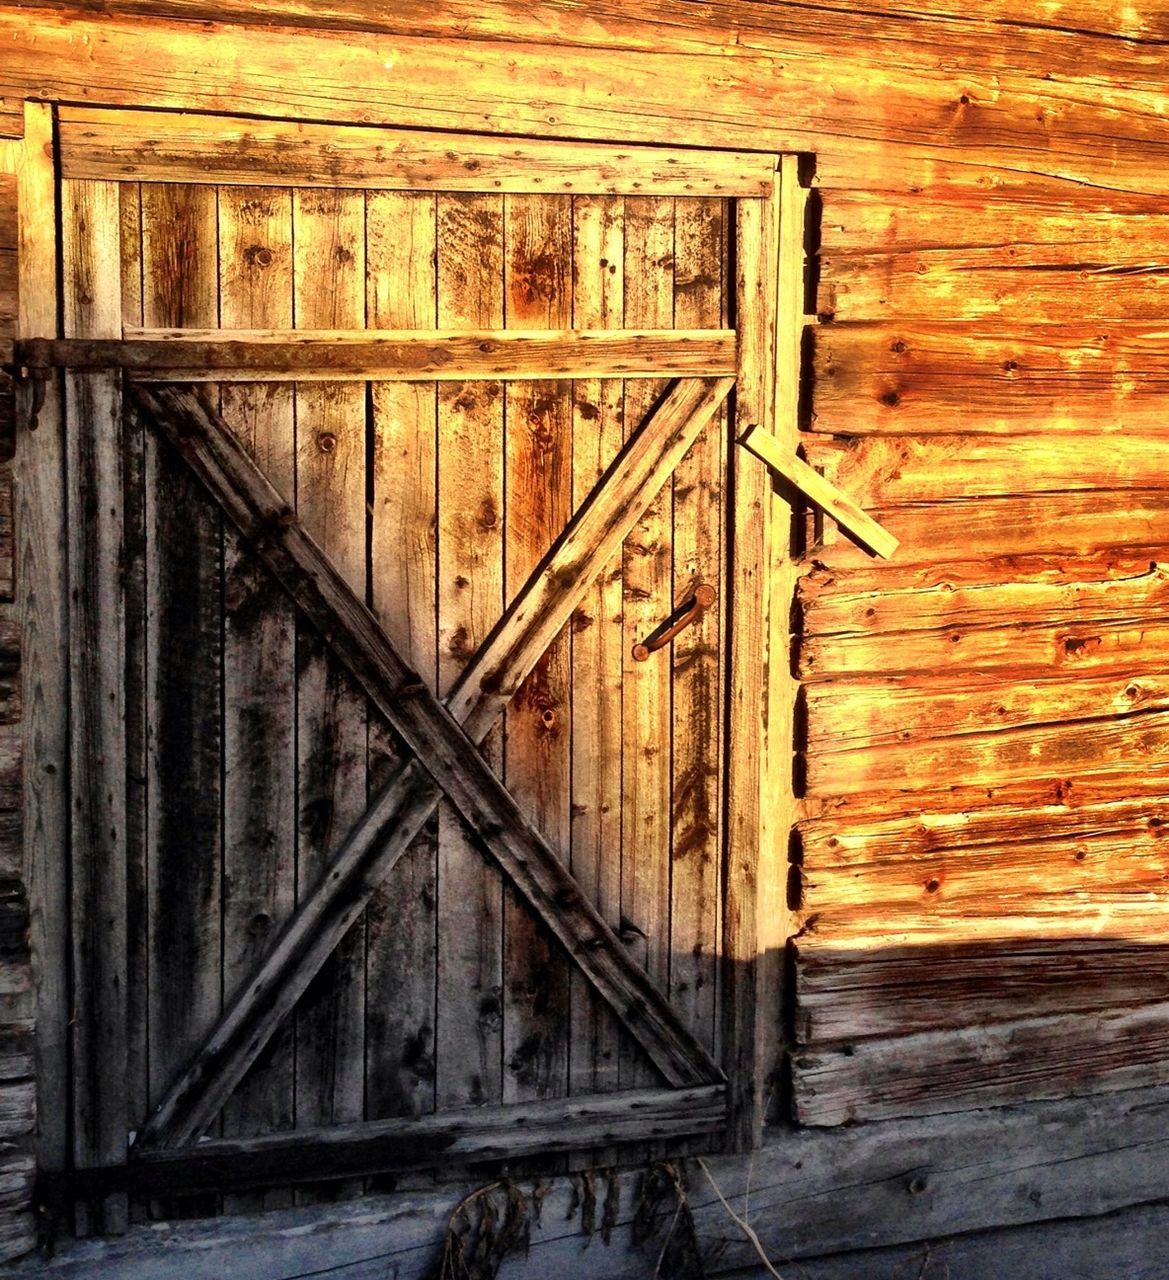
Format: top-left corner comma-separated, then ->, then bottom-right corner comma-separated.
12,103 -> 66,1210
501,193 -> 572,1108
24,1083 -> 1169,1279
365,189 -> 438,1126
740,422 -> 899,558
811,323 -> 1169,435
22,329 -> 739,380
131,383 -> 724,1090
618,196 -> 674,1093
567,194 -> 625,1102
9,0 -> 1169,1188
818,199 -> 1169,323
58,106 -> 776,195
129,374 -> 732,1150
86,1086 -> 726,1196
721,189 -> 777,1148
61,178 -> 128,1235
8,5 -> 1169,202
216,187 -> 297,1158
799,563 -> 1169,680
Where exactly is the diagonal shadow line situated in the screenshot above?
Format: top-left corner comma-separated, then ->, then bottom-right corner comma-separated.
128,375 -> 733,1152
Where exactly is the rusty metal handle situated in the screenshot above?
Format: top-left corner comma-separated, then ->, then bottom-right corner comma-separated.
632,583 -> 717,661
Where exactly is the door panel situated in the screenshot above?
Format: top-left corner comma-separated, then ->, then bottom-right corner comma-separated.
47,110 -> 789,1210
102,180 -> 735,1133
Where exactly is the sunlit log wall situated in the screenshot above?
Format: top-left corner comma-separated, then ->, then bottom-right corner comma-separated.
0,0 -> 1167,1252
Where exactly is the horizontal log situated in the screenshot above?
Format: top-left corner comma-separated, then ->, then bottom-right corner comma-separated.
803,763 -> 1169,826
68,1086 -> 725,1194
800,794 -> 1169,865
807,489 -> 1169,573
11,8 -> 1169,198
805,708 -> 1169,798
793,1002 -> 1169,1126
806,670 -> 1169,752
802,826 -> 1169,919
818,190 -> 1169,257
799,551 -> 1162,600
795,937 -> 1169,1043
818,200 -> 1169,321
821,251 -> 1169,325
58,105 -> 776,195
810,323 -> 1169,436
803,433 -> 1169,505
799,564 -> 1169,680
18,329 -> 738,382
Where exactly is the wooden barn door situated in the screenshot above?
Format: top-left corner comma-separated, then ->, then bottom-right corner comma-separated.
29,106 -> 798,1222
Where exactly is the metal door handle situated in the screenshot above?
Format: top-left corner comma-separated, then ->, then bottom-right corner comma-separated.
632,583 -> 717,661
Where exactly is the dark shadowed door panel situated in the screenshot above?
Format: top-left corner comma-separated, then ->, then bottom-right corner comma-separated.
46,107 -> 791,1223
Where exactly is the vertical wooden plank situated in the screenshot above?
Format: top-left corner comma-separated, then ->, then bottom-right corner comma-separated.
762,155 -> 806,1121
670,197 -> 726,1055
723,178 -> 780,1150
291,188 -> 367,1152
118,184 -> 149,1208
620,196 -> 675,1089
365,190 -> 438,1123
141,183 -> 223,1136
568,195 -> 625,1098
217,186 -> 296,1166
435,193 -> 505,1111
62,177 -> 128,1235
14,101 -> 68,1185
501,194 -> 572,1105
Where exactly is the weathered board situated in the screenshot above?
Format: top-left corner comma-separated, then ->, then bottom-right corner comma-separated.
40,103 -> 796,1217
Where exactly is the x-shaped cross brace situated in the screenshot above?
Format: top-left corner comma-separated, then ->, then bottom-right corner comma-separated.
130,375 -> 733,1151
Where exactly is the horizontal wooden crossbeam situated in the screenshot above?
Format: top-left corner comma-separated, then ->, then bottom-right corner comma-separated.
740,423 -> 900,559
68,1086 -> 726,1198
58,105 -> 777,197
131,376 -> 732,1150
14,329 -> 738,382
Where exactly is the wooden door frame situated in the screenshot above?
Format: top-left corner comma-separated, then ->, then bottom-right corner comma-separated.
14,99 -> 806,1208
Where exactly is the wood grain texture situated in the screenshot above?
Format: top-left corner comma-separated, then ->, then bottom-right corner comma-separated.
722,190 -> 777,1148
95,1086 -> 727,1197
568,194 -> 625,1100
61,177 -> 128,1235
669,196 -> 725,1057
12,6 -> 1169,199
130,383 -> 726,1094
619,195 -> 675,1091
58,106 -> 774,196
365,190 -> 438,1125
217,187 -> 297,1154
502,193 -> 572,1107
811,322 -> 1169,436
291,187 -> 367,1153
130,373 -> 733,1152
434,192 -> 506,1112
14,102 -> 68,1189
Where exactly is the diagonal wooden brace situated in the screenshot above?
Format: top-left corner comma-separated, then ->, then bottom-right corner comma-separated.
131,375 -> 733,1150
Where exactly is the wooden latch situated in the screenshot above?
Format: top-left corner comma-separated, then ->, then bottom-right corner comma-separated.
739,424 -> 899,559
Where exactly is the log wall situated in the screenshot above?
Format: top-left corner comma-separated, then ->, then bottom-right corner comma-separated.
1,0 -> 1168,1259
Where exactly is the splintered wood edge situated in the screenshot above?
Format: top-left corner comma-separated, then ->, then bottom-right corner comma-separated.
739,423 -> 900,559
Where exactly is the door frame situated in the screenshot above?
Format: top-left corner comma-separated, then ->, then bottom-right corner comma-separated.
13,100 -> 805,1217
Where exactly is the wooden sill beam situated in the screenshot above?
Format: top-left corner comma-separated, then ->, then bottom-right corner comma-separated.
14,329 -> 738,382
67,1086 -> 725,1197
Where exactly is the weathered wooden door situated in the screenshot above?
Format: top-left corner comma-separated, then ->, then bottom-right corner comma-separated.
29,105 -> 800,1224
